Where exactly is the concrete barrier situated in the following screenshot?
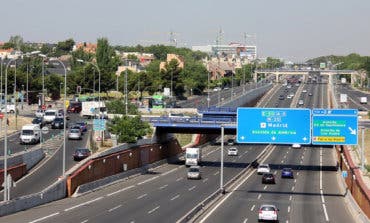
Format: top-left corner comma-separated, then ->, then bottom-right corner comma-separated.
0,147 -> 45,171
0,178 -> 66,217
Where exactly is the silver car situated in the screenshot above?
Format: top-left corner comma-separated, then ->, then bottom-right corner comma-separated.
187,166 -> 201,180
68,128 -> 82,140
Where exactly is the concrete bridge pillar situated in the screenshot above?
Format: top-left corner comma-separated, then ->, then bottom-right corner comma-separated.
275,73 -> 279,83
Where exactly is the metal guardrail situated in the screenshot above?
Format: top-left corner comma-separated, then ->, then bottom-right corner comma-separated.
149,117 -> 237,126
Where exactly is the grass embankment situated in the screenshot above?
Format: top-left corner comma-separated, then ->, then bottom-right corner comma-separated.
175,134 -> 193,147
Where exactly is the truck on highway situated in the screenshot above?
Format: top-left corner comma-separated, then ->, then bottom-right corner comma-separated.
360,97 -> 367,104
185,147 -> 202,167
81,101 -> 107,119
20,124 -> 40,144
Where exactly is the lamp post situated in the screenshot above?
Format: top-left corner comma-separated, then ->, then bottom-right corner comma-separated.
1,57 -> 3,105
4,58 -> 17,201
76,59 -> 101,108
207,72 -> 210,108
50,58 -> 67,175
220,125 -> 225,194
39,54 -> 47,107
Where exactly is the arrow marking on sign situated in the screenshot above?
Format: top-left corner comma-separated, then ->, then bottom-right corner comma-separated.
348,127 -> 356,135
271,136 -> 276,141
303,137 -> 307,141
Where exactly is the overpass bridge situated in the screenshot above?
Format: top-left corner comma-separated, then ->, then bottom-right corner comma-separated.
254,69 -> 358,83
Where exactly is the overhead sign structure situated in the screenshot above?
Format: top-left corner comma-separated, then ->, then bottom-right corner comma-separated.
93,119 -> 106,131
237,108 -> 311,144
312,109 -> 358,145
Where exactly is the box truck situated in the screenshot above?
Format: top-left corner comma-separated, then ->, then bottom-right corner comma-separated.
185,147 -> 202,167
360,97 -> 367,104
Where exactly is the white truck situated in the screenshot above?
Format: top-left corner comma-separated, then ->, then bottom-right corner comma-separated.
0,104 -> 16,113
360,97 -> 367,104
20,124 -> 40,144
81,101 -> 107,119
185,147 -> 202,167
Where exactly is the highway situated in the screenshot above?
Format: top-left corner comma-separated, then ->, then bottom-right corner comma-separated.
0,77 -> 359,222
197,76 -> 355,223
2,112 -> 90,198
334,82 -> 370,111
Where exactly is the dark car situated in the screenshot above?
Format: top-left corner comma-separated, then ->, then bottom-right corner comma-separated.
32,117 -> 45,128
51,117 -> 66,129
278,95 -> 284,100
75,121 -> 88,132
73,148 -> 91,161
281,168 -> 294,178
67,102 -> 82,113
58,109 -> 70,120
262,173 -> 275,184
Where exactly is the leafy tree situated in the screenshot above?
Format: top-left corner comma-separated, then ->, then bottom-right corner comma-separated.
161,59 -> 184,97
107,115 -> 152,143
55,38 -> 75,55
8,35 -> 24,50
105,99 -> 139,115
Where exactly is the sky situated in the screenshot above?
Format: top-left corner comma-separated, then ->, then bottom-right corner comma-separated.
2,0 -> 370,61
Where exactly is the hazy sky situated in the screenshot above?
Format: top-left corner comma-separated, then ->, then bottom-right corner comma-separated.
2,0 -> 370,61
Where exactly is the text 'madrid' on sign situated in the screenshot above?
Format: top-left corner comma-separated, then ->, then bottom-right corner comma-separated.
312,109 -> 358,145
237,108 -> 311,144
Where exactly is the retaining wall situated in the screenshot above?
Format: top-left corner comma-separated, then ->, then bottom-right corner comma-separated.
337,145 -> 370,220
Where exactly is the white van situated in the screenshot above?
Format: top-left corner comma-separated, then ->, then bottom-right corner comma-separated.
43,109 -> 57,123
20,124 -> 40,144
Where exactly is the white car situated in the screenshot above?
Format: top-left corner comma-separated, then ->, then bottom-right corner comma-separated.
227,147 -> 238,156
35,109 -> 45,118
302,89 -> 307,93
292,143 -> 301,149
187,166 -> 201,179
257,164 -> 271,175
258,204 -> 279,222
298,99 -> 304,106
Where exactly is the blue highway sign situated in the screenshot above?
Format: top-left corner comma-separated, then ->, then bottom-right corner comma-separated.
312,109 -> 358,145
237,108 -> 311,144
93,119 -> 106,131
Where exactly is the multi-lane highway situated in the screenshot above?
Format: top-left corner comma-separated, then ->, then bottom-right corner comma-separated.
1,77 -> 359,222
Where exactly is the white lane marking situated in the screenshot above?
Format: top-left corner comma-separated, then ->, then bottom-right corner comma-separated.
203,178 -> 209,183
108,204 -> 122,212
291,186 -> 295,191
107,185 -> 134,197
288,206 -> 291,213
161,168 -> 177,176
297,172 -> 300,176
213,171 -> 220,176
300,160 -> 303,164
64,197 -> 103,211
159,184 -> 168,190
171,194 -> 180,201
81,220 -> 88,223
286,151 -> 289,154
257,194 -> 261,200
281,160 -> 284,163
206,150 -> 215,156
232,159 -> 236,162
176,177 -> 183,182
148,205 -> 160,214
263,185 -> 267,190
243,218 -> 248,223
322,203 -> 329,221
137,176 -> 159,185
29,212 -> 60,223
321,190 -> 325,203
294,179 -> 297,183
250,204 -> 255,211
284,155 -> 287,159
197,145 -> 276,223
188,186 -> 196,191
289,195 -> 292,201
244,151 -> 248,154
137,194 -> 147,199
274,170 -> 277,175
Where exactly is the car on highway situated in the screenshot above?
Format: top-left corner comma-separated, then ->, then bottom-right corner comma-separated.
75,121 -> 88,132
71,124 -> 84,135
298,99 -> 304,106
187,165 -> 201,179
302,89 -> 307,93
73,148 -> 91,161
68,128 -> 82,140
278,95 -> 284,100
286,94 -> 292,99
168,113 -> 191,122
32,117 -> 45,128
308,92 -> 313,96
227,138 -> 235,145
262,173 -> 275,184
258,204 -> 279,222
35,109 -> 45,118
292,143 -> 301,149
281,168 -> 294,178
67,102 -> 82,113
257,164 -> 271,175
51,117 -> 66,129
227,147 -> 238,156
43,109 -> 58,124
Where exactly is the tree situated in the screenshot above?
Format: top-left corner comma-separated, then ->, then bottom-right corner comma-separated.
161,59 -> 184,97
56,38 -> 75,55
107,115 -> 152,143
106,99 -> 139,115
8,35 -> 24,50
96,38 -> 121,91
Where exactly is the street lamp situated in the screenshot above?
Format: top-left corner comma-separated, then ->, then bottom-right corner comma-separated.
4,58 -> 18,201
207,72 -> 210,108
39,54 -> 47,106
49,58 -> 67,175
